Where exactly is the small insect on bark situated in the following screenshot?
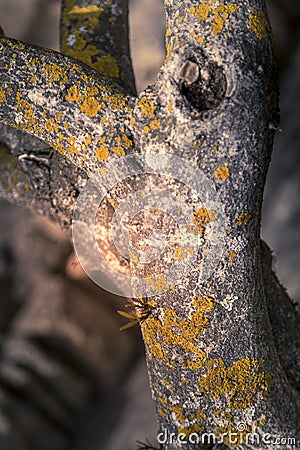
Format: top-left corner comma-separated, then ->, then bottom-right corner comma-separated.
117,296 -> 155,330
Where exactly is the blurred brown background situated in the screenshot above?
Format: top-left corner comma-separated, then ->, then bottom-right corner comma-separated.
0,1 -> 299,449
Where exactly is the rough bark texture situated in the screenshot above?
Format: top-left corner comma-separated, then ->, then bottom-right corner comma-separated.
0,1 -> 300,450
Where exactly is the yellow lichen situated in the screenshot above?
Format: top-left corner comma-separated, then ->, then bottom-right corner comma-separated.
45,118 -> 59,133
24,107 -> 36,125
248,8 -> 267,40
198,357 -> 272,410
69,5 -> 104,16
150,119 -> 161,130
61,0 -> 105,74
84,135 -> 91,146
67,137 -> 79,154
237,212 -> 251,225
122,135 -> 133,147
42,64 -> 68,84
0,90 -> 7,102
95,145 -> 109,161
103,93 -> 127,110
80,96 -> 101,117
175,246 -> 194,260
65,85 -> 83,103
60,3 -> 121,78
141,296 -> 215,369
138,97 -> 156,118
194,208 -> 218,226
170,404 -> 207,433
112,146 -> 125,157
189,2 -> 239,35
215,165 -> 230,180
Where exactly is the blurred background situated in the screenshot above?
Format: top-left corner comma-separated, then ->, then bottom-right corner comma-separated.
0,0 -> 299,449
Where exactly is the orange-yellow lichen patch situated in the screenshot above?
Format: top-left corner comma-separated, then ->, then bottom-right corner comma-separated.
248,8 -> 267,40
169,404 -> 207,435
95,145 -> 109,161
122,135 -> 133,147
138,97 -> 156,118
61,1 -> 105,72
0,90 -> 6,102
65,84 -> 103,117
215,165 -> 230,180
194,208 -> 218,227
67,137 -> 79,155
69,4 -> 104,16
45,118 -> 59,133
150,119 -> 161,130
24,107 -> 36,125
112,146 -> 125,157
194,139 -> 201,150
189,2 -> 239,35
175,246 -> 194,260
84,135 -> 91,146
237,212 -> 251,226
103,93 -> 127,110
65,85 -> 83,103
143,126 -> 150,135
141,296 -> 215,369
80,96 -> 101,117
42,64 -> 68,84
60,2 -> 121,78
198,357 -> 272,410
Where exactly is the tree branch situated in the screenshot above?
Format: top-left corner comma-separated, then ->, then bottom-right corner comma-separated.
60,0 -> 136,95
0,0 -> 136,227
261,240 -> 300,391
123,0 -> 300,447
0,37 -> 135,175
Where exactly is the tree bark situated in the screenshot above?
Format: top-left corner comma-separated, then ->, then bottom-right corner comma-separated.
0,1 -> 299,449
